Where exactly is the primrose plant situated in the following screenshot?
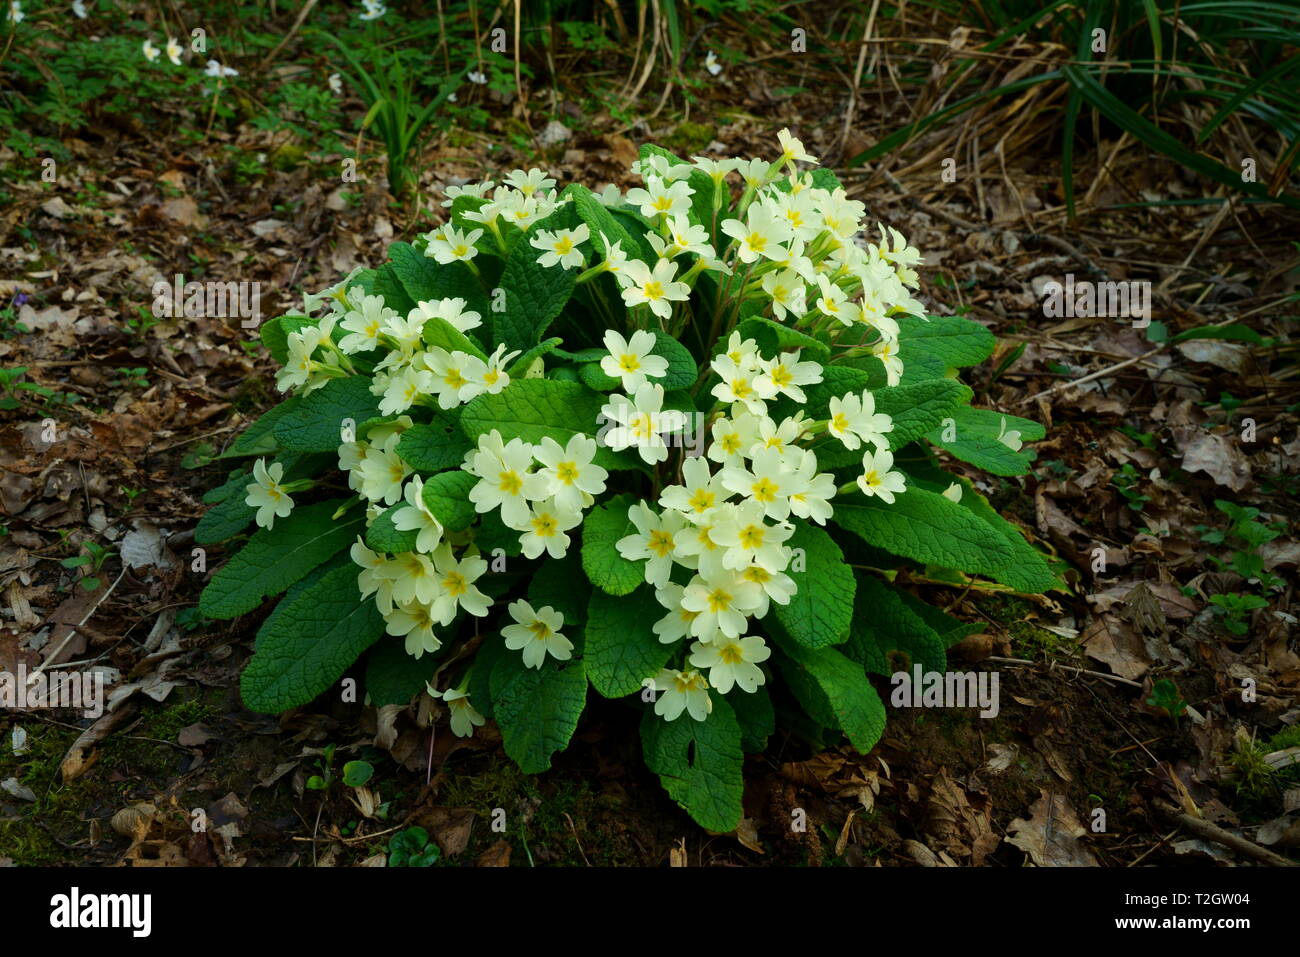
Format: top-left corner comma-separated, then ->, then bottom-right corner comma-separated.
196,133 -> 1056,831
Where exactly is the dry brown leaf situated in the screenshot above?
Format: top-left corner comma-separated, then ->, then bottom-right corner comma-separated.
1005,790 -> 1098,866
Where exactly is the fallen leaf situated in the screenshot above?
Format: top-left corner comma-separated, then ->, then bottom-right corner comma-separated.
1006,790 -> 1099,866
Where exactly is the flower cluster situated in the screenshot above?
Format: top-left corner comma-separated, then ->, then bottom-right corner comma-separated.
261,130 -> 927,736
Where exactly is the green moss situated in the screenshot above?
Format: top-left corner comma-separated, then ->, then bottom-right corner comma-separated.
664,121 -> 713,156
975,594 -> 1074,658
438,758 -> 641,866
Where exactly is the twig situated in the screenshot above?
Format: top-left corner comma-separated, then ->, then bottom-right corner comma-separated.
1017,345 -> 1166,406
30,569 -> 127,679
985,655 -> 1145,689
259,0 -> 319,71
1157,804 -> 1298,867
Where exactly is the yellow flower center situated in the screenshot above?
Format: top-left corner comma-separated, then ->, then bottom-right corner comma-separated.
647,530 -> 675,557
531,514 -> 557,537
706,589 -> 732,613
498,471 -> 522,495
751,478 -> 779,503
526,619 -> 552,640
442,571 -> 466,596
738,525 -> 765,549
686,488 -> 715,513
618,354 -> 641,373
643,281 -> 664,301
719,643 -> 745,665
556,462 -> 578,484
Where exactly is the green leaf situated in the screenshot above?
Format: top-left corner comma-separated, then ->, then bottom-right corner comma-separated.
943,480 -> 1059,593
567,183 -> 639,259
491,648 -> 587,773
873,379 -> 971,450
396,420 -> 471,473
202,467 -> 253,505
584,586 -> 673,698
578,361 -> 622,392
194,453 -> 324,544
506,336 -> 563,378
771,520 -> 855,649
737,315 -> 830,362
641,697 -> 744,833
728,687 -> 775,754
844,574 -> 946,675
459,378 -> 638,470
420,470 -> 477,531
774,637 -> 886,754
650,331 -> 698,390
356,263 -> 416,315
241,560 -> 384,712
199,500 -> 364,619
366,503 -> 419,554
895,588 -> 982,648
493,226 -> 577,352
925,407 -> 1043,476
897,314 -> 996,370
366,633 -> 435,706
274,376 -> 382,453
222,398 -> 303,458
526,552 -> 588,627
832,488 -> 1025,587
387,241 -> 444,305
778,365 -> 872,420
580,494 -> 643,595
195,488 -> 257,545
421,314 -> 489,360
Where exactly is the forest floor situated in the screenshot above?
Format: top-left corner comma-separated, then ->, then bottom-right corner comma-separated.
2,57 -> 1298,867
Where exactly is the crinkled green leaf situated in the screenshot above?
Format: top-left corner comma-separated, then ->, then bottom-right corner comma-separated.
640,696 -> 744,833
492,217 -> 577,352
241,560 -> 383,712
199,500 -> 363,618
925,406 -> 1043,476
650,331 -> 698,390
898,314 -> 996,370
221,398 -> 303,458
844,573 -> 946,675
873,379 -> 971,450
772,520 -> 855,649
366,503 -> 418,554
491,645 -> 587,773
832,488 -> 1026,588
420,470 -> 477,531
580,494 -> 643,595
274,376 -> 382,453
774,636 -> 886,754
566,183 -> 639,259
396,419 -> 471,473
585,586 -> 673,697
737,315 -> 830,362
